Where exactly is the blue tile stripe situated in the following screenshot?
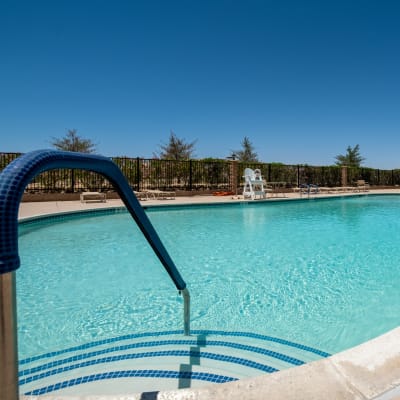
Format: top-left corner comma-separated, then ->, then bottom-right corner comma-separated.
20,329 -> 330,366
191,330 -> 331,358
23,370 -> 237,395
19,330 -> 183,365
19,350 -> 278,386
20,338 -> 302,379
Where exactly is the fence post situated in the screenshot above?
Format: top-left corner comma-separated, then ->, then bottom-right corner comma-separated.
230,159 -> 239,195
297,165 -> 300,187
136,157 -> 140,191
189,160 -> 193,191
341,166 -> 348,187
71,169 -> 75,192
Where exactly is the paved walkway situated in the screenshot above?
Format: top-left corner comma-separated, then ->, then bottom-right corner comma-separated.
18,188 -> 400,219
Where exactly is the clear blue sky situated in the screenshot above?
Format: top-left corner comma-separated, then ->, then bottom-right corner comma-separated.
1,0 -> 400,169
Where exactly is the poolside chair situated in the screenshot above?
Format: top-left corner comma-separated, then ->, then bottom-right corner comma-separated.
294,184 -> 319,197
133,191 -> 150,201
355,180 -> 370,192
146,189 -> 176,200
243,168 -> 267,200
80,191 -> 106,203
308,184 -> 319,194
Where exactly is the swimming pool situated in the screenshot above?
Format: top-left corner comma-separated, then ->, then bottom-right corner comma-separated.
17,195 -> 400,394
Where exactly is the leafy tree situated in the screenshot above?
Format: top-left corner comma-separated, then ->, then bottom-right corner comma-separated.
236,136 -> 258,162
155,131 -> 196,160
51,129 -> 97,193
52,129 -> 96,153
335,144 -> 365,167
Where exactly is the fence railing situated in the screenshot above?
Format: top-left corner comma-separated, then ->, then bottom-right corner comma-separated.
1,152 -> 399,193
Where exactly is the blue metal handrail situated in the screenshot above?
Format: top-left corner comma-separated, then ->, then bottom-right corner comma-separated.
0,149 -> 190,400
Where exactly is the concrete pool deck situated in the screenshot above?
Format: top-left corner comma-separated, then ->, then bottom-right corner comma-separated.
18,189 -> 400,400
18,187 -> 400,219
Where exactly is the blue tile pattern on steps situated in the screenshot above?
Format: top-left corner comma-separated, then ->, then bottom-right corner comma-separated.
20,339 -> 303,379
19,329 -> 330,366
19,350 -> 278,386
192,330 -> 331,357
24,370 -> 238,396
19,330 -> 331,395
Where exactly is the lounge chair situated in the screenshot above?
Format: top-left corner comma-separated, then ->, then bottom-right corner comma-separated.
318,186 -> 334,194
80,191 -> 106,203
146,189 -> 176,200
355,180 -> 370,192
243,168 -> 269,200
265,181 -> 287,197
133,191 -> 150,201
294,184 -> 319,196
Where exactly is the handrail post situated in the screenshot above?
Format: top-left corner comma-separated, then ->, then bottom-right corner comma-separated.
0,271 -> 19,400
180,288 -> 190,336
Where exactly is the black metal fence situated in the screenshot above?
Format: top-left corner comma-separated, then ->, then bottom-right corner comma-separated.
1,152 -> 399,193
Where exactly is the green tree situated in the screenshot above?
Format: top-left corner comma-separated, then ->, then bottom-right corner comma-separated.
52,129 -> 96,153
155,131 -> 196,160
236,136 -> 258,162
335,144 -> 365,167
51,129 -> 97,193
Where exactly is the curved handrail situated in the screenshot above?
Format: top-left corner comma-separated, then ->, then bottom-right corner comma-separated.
0,149 -> 190,400
0,149 -> 186,290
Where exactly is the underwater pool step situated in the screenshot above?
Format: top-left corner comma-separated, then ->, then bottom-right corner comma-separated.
19,330 -> 330,396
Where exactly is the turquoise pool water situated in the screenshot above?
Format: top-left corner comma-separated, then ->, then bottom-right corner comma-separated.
17,195 -> 400,359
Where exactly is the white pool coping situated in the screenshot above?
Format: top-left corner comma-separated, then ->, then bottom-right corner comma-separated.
19,190 -> 400,399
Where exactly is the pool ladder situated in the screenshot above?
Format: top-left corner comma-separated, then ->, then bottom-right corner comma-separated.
0,150 -> 190,400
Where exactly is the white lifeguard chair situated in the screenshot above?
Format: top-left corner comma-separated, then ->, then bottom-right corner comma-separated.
243,168 -> 267,200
